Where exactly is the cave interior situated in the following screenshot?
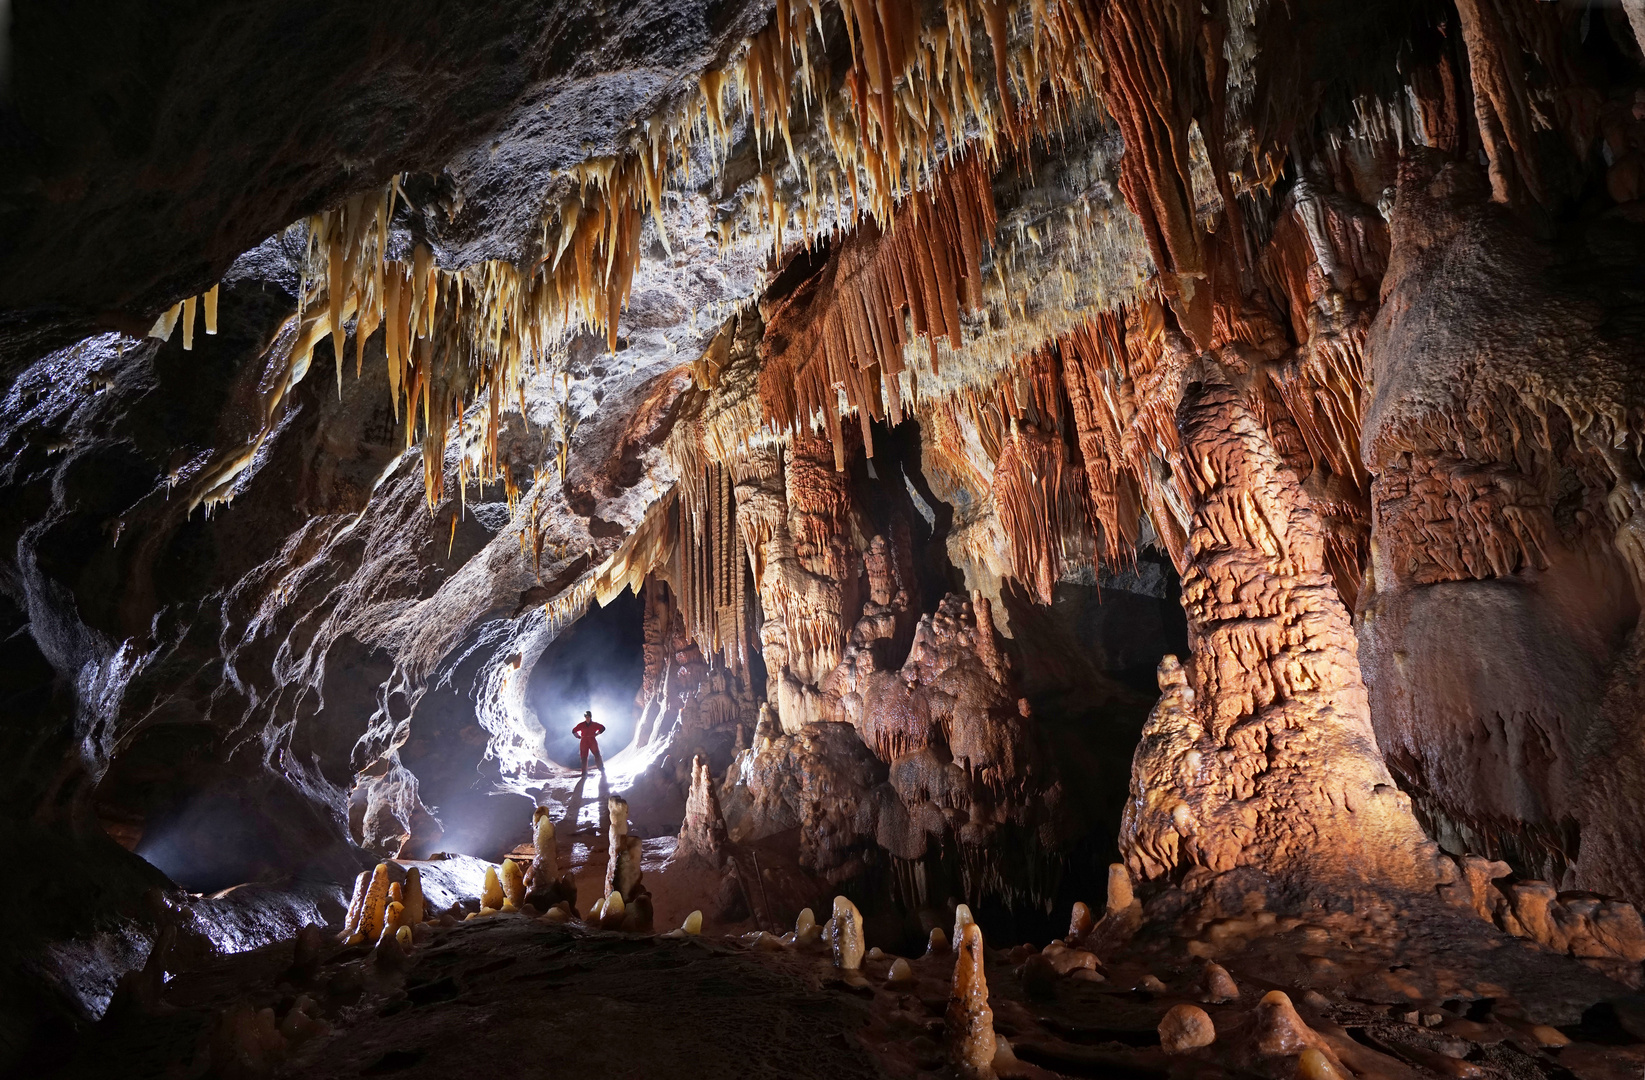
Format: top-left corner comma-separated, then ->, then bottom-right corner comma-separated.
5,0 -> 1645,1076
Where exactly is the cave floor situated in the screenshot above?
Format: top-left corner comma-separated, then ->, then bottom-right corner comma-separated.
49,887 -> 1645,1080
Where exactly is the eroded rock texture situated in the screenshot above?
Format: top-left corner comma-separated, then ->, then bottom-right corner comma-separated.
9,0 -> 1645,1070
1362,154 -> 1645,903
1123,375 -> 1438,895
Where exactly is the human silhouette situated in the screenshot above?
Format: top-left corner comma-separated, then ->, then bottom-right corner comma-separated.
572,711 -> 606,774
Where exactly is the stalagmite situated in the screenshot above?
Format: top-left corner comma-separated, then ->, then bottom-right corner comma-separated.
1202,962 -> 1239,1003
794,906 -> 823,946
946,921 -> 997,1080
886,957 -> 913,986
500,859 -> 525,911
598,891 -> 627,930
1067,902 -> 1093,941
952,902 -> 974,947
677,754 -> 731,861
524,807 -> 577,912
1251,990 -> 1350,1077
338,870 -> 371,943
402,867 -> 424,925
1105,864 -> 1134,915
928,927 -> 950,954
1297,1048 -> 1345,1080
529,807 -> 557,882
375,901 -> 405,948
830,895 -> 865,970
605,796 -> 645,901
481,866 -> 505,912
1159,1004 -> 1216,1053
359,863 -> 391,945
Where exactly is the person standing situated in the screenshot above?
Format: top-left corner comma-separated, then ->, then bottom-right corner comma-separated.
572,711 -> 606,774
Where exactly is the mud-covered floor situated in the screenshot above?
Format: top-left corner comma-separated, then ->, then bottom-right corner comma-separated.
40,881 -> 1645,1080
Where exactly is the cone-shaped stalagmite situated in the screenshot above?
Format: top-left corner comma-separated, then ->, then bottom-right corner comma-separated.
830,895 -> 865,970
359,864 -> 391,944
605,797 -> 644,901
500,859 -> 525,911
946,921 -> 997,1080
338,870 -> 371,943
403,867 -> 425,925
482,866 -> 505,912
529,807 -> 557,883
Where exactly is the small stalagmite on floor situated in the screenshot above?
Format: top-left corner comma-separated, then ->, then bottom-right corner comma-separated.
829,896 -> 865,970
1158,1004 -> 1216,1053
524,806 -> 579,914
499,859 -> 526,911
605,795 -> 646,902
946,921 -> 997,1080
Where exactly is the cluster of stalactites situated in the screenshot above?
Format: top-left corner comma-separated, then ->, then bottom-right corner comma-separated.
914,300 -> 1190,599
758,150 -> 999,470
284,0 -> 1108,509
673,460 -> 753,674
718,0 -> 1100,245
298,182 -> 625,510
147,285 -> 221,350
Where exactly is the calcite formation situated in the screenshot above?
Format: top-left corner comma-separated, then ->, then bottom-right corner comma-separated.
945,921 -> 997,1080
829,895 -> 865,971
13,0 -> 1645,1069
604,796 -> 646,904
1120,376 -> 1442,896
1158,1003 -> 1216,1054
676,754 -> 730,863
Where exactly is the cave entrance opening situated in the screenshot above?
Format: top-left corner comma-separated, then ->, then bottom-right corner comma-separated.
527,588 -> 646,771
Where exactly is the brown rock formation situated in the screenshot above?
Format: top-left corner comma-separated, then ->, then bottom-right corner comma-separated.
1122,374 -> 1439,895
1361,154 -> 1645,901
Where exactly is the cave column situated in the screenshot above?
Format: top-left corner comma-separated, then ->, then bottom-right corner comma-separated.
1121,367 -> 1440,896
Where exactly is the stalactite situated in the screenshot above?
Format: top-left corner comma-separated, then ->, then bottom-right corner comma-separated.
672,460 -> 751,673
274,0 -> 1111,511
1096,0 -> 1217,349
1451,0 -> 1591,209
990,417 -> 1090,604
759,152 -> 997,465
1055,316 -> 1141,563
